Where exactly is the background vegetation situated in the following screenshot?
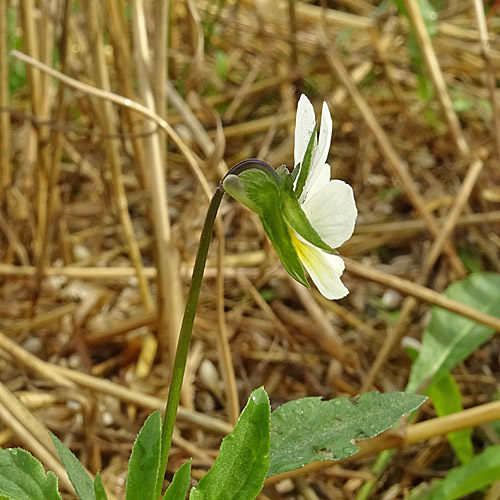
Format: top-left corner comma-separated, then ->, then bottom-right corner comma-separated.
1,0 -> 500,498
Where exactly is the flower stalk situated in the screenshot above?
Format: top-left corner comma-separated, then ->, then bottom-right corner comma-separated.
155,183 -> 224,498
155,158 -> 280,497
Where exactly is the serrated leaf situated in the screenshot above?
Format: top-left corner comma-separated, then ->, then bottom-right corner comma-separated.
93,472 -> 108,500
425,373 -> 474,464
428,444 -> 500,500
189,387 -> 270,500
50,432 -> 95,500
162,460 -> 191,500
281,188 -> 334,252
406,273 -> 500,394
268,392 -> 426,477
126,410 -> 162,500
293,123 -> 317,198
0,448 -> 62,500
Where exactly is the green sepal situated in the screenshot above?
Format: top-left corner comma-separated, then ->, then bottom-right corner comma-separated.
224,168 -> 309,288
293,123 -> 317,198
276,165 -> 291,180
281,186 -> 335,253
260,208 -> 309,288
222,174 -> 262,215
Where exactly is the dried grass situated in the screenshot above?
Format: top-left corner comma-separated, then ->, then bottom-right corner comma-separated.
1,0 -> 500,498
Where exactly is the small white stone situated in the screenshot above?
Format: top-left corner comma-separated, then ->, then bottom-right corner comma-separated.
102,412 -> 114,426
73,244 -> 91,261
382,289 -> 401,309
22,336 -> 42,354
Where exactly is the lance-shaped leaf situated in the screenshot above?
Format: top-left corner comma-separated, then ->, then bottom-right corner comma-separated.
406,272 -> 500,394
268,392 -> 426,477
224,169 -> 308,287
425,373 -> 473,464
126,410 -> 162,500
93,473 -> 109,500
162,460 -> 191,500
189,387 -> 271,500
427,444 -> 500,500
51,432 -> 95,500
0,448 -> 62,500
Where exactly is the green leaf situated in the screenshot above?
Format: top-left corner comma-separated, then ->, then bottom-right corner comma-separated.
293,123 -> 317,199
417,72 -> 434,101
281,188 -> 334,252
50,432 -> 95,500
126,410 -> 162,500
406,272 -> 500,394
393,0 -> 437,37
0,448 -> 62,500
268,392 -> 426,477
457,245 -> 483,272
189,387 -> 271,500
405,482 -> 435,500
428,444 -> 500,500
215,50 -> 228,81
93,473 -> 108,500
162,460 -> 191,500
425,373 -> 474,464
394,0 -> 438,101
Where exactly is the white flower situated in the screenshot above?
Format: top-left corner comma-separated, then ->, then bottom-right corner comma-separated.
289,95 -> 357,300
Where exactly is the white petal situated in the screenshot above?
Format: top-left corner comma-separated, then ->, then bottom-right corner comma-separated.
294,95 -> 316,168
291,231 -> 349,299
300,162 -> 330,201
315,101 -> 333,168
302,179 -> 357,248
301,101 -> 333,202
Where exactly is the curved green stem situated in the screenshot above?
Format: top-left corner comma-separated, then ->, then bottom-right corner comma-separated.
155,158 -> 275,498
155,184 -> 224,498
